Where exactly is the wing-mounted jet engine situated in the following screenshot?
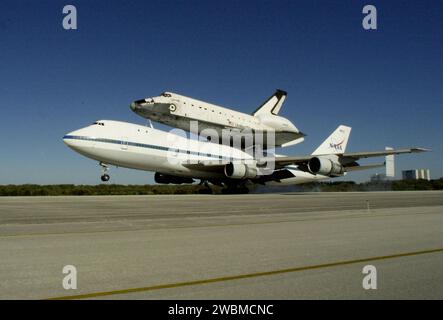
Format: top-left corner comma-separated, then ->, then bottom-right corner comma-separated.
130,90 -> 305,148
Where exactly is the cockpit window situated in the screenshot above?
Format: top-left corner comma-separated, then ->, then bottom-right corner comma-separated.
161,92 -> 172,97
93,121 -> 105,126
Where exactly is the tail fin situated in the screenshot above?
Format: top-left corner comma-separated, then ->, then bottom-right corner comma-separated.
312,125 -> 352,155
252,89 -> 287,116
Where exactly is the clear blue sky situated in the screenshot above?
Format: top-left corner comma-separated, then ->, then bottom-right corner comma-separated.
0,0 -> 441,184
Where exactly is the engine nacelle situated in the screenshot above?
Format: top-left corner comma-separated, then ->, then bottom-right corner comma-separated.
224,163 -> 258,179
308,157 -> 344,177
154,172 -> 194,184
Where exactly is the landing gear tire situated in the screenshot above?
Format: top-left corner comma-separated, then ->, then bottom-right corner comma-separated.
99,162 -> 110,182
198,180 -> 213,194
222,186 -> 249,194
239,186 -> 249,194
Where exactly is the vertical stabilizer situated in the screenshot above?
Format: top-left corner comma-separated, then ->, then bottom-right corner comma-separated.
252,89 -> 287,116
312,125 -> 352,155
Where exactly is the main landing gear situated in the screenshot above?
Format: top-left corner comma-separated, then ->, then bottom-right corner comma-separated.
199,179 -> 210,188
100,162 -> 110,182
222,182 -> 250,194
222,186 -> 250,194
198,180 -> 213,194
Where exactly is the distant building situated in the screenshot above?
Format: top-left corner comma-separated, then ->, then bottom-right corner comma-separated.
370,173 -> 388,182
402,169 -> 431,181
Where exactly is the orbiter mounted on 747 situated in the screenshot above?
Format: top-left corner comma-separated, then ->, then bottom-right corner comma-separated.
130,90 -> 305,148
62,89 -> 429,192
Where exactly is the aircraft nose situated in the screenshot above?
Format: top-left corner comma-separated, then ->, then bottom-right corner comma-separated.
63,127 -> 86,147
63,132 -> 75,146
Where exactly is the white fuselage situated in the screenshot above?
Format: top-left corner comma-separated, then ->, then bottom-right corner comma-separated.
63,120 -> 329,185
130,92 -> 304,147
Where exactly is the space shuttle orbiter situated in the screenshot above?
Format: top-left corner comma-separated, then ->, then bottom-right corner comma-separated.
130,90 -> 305,148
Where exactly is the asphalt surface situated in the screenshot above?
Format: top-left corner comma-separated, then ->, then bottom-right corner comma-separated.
0,191 -> 442,299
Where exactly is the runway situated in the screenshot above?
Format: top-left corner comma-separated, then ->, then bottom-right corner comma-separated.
0,191 -> 442,299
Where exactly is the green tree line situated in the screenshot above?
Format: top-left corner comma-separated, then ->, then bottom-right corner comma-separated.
0,178 -> 441,196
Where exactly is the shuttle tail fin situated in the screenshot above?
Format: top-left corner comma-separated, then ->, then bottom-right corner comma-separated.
312,125 -> 352,155
252,89 -> 287,116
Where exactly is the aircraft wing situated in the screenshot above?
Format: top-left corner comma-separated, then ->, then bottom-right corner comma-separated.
182,160 -> 229,172
268,147 -> 430,169
181,147 -> 429,174
343,163 -> 386,172
338,148 -> 429,161
265,155 -> 312,167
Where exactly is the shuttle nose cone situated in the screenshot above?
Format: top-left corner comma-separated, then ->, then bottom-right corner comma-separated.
130,99 -> 151,112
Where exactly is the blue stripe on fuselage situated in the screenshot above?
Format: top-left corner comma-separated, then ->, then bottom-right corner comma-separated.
63,135 -> 241,161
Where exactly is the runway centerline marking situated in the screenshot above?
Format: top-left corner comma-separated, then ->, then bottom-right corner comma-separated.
46,247 -> 443,300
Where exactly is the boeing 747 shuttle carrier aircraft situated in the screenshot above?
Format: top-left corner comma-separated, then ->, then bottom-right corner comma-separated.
130,90 -> 305,148
63,120 -> 428,193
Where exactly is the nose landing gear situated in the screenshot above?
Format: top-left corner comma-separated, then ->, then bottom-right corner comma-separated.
100,162 -> 110,182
